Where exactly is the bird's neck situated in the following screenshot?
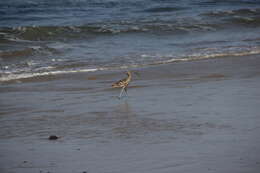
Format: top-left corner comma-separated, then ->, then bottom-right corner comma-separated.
127,73 -> 132,82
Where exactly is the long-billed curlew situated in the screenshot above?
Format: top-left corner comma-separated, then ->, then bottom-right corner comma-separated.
112,71 -> 132,99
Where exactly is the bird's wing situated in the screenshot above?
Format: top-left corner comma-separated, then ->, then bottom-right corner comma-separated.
112,78 -> 127,87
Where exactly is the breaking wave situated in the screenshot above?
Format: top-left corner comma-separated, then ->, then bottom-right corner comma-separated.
0,23 -> 213,41
1,7 -> 260,42
1,48 -> 260,82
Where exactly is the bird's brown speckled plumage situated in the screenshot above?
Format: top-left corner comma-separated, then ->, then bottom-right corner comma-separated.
112,71 -> 132,98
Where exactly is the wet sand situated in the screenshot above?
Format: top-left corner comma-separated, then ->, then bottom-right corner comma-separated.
1,55 -> 260,173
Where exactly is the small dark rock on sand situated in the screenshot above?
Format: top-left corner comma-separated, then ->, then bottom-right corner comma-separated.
48,135 -> 59,140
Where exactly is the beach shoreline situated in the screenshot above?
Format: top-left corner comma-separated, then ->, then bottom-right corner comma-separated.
1,54 -> 260,172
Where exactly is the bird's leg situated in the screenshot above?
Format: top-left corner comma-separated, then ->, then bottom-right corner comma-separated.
124,87 -> 128,97
119,87 -> 124,99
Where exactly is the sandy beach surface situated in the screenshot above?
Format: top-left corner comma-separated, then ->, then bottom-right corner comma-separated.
1,54 -> 260,173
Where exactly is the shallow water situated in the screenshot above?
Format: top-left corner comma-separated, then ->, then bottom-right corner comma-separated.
1,0 -> 260,82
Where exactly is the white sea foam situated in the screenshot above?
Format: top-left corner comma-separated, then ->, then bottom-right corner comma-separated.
29,46 -> 42,50
151,48 -> 260,65
0,68 -> 99,82
1,48 -> 260,82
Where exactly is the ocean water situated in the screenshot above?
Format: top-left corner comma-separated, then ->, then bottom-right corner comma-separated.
1,0 -> 260,82
1,2 -> 260,172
